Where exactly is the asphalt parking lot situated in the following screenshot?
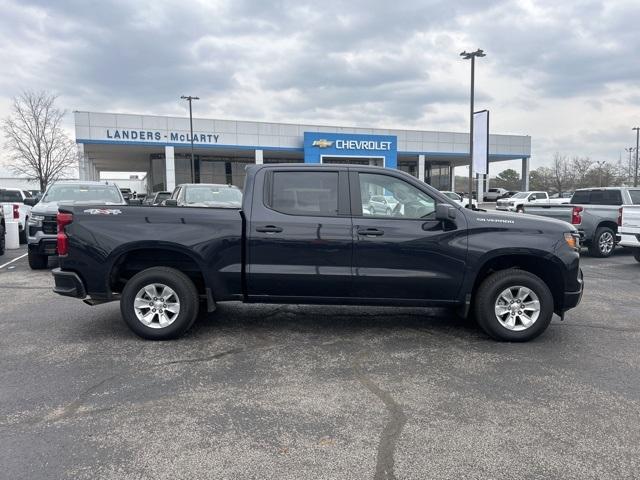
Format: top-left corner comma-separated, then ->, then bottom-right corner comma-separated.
1,245 -> 639,480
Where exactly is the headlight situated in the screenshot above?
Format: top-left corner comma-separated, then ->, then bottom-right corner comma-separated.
564,232 -> 580,251
29,214 -> 45,227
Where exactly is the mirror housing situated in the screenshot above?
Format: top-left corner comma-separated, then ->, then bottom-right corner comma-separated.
127,198 -> 142,205
435,203 -> 456,220
164,199 -> 178,207
23,197 -> 38,206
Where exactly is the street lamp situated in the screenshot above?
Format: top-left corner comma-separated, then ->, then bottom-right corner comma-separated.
633,127 -> 640,187
460,49 -> 486,207
181,95 -> 200,183
595,160 -> 606,187
624,147 -> 636,180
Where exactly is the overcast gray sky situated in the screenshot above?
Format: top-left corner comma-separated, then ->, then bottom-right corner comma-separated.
1,0 -> 639,174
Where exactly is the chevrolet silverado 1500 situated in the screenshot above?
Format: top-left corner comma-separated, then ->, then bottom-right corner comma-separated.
52,164 -> 583,342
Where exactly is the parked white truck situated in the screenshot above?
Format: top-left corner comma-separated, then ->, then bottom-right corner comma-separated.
619,205 -> 640,262
0,187 -> 33,244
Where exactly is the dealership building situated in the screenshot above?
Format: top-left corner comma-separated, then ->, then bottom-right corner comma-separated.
74,111 -> 532,193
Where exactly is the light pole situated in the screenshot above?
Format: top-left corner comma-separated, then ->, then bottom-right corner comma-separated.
460,49 -> 486,207
595,160 -> 606,187
181,95 -> 200,183
625,147 -> 635,180
633,127 -> 640,187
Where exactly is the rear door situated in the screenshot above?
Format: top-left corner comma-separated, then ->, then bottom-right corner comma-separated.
350,169 -> 467,302
247,167 -> 353,299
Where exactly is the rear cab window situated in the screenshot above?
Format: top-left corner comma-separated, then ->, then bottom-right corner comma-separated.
0,190 -> 23,202
571,190 -> 623,205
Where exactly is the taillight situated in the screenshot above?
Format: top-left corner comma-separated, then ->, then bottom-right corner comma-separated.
571,206 -> 583,225
12,204 -> 19,219
618,207 -> 623,226
57,212 -> 73,256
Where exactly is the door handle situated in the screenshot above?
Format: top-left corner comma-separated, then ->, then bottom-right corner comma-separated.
256,225 -> 283,233
357,228 -> 384,237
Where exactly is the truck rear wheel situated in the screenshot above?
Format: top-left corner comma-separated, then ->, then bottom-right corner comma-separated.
474,269 -> 554,342
120,267 -> 199,340
28,251 -> 48,269
588,227 -> 615,258
634,249 -> 640,263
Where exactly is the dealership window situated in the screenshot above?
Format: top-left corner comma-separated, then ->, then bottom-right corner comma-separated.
426,163 -> 450,191
269,171 -> 339,216
359,173 -> 435,219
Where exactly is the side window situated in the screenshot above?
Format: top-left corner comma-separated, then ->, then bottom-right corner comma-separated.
171,187 -> 181,200
359,173 -> 435,219
629,190 -> 640,204
269,171 -> 339,216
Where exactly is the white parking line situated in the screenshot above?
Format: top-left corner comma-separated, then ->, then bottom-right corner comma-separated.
0,253 -> 28,270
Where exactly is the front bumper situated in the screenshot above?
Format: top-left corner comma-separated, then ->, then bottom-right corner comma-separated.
28,239 -> 57,256
562,269 -> 584,311
52,268 -> 86,298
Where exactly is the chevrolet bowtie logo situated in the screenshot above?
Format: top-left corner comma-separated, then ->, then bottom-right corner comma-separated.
312,139 -> 334,148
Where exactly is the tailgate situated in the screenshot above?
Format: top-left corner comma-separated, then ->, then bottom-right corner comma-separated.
621,206 -> 640,233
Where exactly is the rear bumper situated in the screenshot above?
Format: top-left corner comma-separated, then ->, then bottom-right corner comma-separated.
619,232 -> 640,248
562,269 -> 584,312
52,268 -> 86,298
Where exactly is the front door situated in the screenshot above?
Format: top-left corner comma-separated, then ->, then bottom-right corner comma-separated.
247,168 -> 353,300
351,170 -> 467,302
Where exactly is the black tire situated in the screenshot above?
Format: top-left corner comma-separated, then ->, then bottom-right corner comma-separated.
120,267 -> 200,340
588,227 -> 615,258
19,220 -> 27,244
516,206 -> 524,213
120,266 -> 199,340
634,249 -> 640,263
28,251 -> 48,269
0,224 -> 5,256
474,269 -> 554,342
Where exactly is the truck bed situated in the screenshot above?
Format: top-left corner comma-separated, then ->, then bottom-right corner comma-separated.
58,204 -> 244,301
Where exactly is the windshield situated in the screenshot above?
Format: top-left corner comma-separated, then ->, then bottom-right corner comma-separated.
43,184 -> 123,203
184,186 -> 243,206
510,192 -> 529,199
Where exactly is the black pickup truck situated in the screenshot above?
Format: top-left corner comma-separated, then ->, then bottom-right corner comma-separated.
52,164 -> 583,342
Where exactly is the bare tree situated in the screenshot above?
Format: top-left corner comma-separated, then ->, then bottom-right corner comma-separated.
2,91 -> 77,191
571,156 -> 594,189
551,152 -> 573,194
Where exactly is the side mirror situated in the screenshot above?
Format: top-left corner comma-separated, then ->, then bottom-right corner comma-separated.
435,203 -> 456,220
127,198 -> 142,205
164,199 -> 178,207
23,198 -> 38,206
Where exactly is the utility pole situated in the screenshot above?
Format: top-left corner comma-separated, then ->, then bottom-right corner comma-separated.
181,95 -> 200,183
460,49 -> 486,207
633,127 -> 640,187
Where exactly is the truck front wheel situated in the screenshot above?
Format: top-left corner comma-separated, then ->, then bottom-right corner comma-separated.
120,267 -> 199,340
474,269 -> 554,342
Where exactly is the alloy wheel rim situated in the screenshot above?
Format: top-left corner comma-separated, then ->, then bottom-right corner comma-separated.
599,232 -> 614,254
133,283 -> 181,329
494,285 -> 541,331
